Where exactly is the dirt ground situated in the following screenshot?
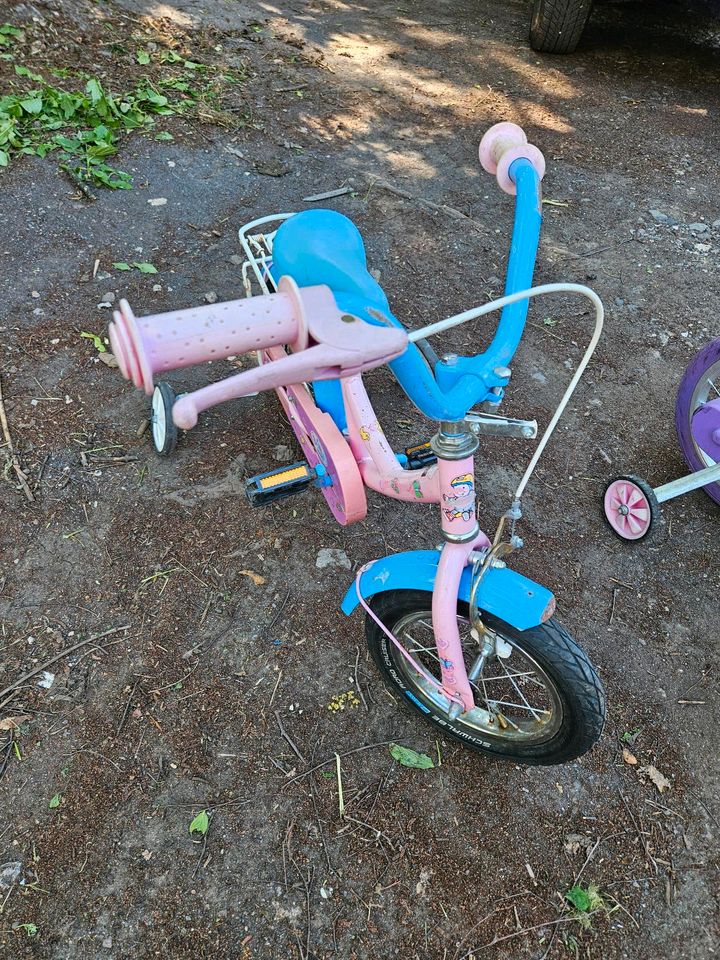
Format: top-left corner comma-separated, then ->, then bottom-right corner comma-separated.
1,0 -> 719,956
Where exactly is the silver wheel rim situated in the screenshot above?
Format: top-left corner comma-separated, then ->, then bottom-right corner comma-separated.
688,357 -> 720,468
152,387 -> 167,451
390,610 -> 563,745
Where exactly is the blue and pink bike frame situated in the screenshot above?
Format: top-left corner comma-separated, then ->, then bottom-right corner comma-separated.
109,123 -> 605,722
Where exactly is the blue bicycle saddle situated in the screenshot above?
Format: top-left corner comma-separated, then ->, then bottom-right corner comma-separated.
271,209 -> 392,317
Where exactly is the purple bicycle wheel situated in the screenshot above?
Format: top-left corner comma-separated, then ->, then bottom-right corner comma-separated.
675,337 -> 720,507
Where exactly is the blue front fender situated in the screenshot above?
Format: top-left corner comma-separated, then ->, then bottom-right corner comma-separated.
341,550 -> 553,632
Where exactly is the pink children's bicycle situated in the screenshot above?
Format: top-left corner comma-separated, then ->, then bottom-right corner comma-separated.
603,338 -> 720,540
109,123 -> 607,766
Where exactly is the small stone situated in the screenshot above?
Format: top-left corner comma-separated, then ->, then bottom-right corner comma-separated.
102,292 -> 115,304
688,222 -> 709,234
148,197 -> 167,207
103,937 -> 113,948
316,548 -> 352,570
254,160 -> 292,177
204,291 -> 218,304
713,219 -> 720,229
694,243 -> 711,253
31,290 -> 40,299
0,862 -> 22,889
152,284 -> 162,292
531,370 -> 547,384
649,209 -> 668,223
273,444 -> 293,462
229,254 -> 243,266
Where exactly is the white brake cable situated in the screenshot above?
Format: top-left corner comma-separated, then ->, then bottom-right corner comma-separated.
408,282 -> 605,500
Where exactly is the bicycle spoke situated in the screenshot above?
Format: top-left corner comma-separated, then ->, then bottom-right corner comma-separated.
479,697 -> 551,714
499,659 -> 545,720
388,608 -> 561,744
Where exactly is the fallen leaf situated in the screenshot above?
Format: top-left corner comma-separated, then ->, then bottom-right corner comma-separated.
0,715 -> 30,731
80,331 -> 107,353
189,809 -> 209,836
98,352 -> 119,368
644,765 -> 671,793
389,743 -> 434,769
563,833 -> 593,856
239,569 -> 266,586
48,793 -> 61,809
622,747 -> 638,766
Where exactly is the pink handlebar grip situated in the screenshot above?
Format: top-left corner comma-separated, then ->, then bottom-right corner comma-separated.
108,276 -> 310,395
478,122 -> 546,196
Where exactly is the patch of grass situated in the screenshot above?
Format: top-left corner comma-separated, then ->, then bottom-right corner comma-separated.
0,67 -> 177,187
564,883 -> 608,929
0,22 -> 249,188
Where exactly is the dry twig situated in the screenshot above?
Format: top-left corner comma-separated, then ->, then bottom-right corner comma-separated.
0,375 -> 34,502
0,625 -> 131,712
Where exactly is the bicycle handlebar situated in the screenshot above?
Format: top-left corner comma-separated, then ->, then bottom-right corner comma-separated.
109,277 -> 408,427
478,121 -> 545,196
109,276 -> 314,395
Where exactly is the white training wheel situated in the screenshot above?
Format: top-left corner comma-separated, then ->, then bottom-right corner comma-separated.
151,382 -> 178,456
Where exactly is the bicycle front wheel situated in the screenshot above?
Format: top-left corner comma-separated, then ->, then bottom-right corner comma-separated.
366,590 -> 605,765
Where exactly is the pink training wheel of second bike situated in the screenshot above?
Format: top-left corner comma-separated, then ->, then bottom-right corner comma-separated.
603,474 -> 660,541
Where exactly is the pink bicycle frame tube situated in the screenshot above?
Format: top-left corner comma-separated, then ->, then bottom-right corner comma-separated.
341,375 -> 440,502
432,455 -> 489,713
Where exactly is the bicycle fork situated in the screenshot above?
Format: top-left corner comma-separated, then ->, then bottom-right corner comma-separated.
430,421 -> 491,718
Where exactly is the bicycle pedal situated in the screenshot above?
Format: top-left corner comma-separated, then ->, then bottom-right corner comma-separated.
404,441 -> 437,469
245,462 -> 314,506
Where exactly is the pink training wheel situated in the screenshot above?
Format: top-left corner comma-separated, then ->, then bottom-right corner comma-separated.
603,474 -> 659,542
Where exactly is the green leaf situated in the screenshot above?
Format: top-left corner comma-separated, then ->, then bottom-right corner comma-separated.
389,743 -> 434,769
136,50 -> 151,65
80,331 -> 107,352
15,64 -> 43,81
189,809 -> 209,835
112,262 -> 132,270
20,97 -> 43,115
0,149 -> 8,167
133,262 -> 157,274
155,131 -> 174,141
49,793 -> 61,809
565,885 -> 591,912
85,78 -> 104,104
17,923 -> 38,937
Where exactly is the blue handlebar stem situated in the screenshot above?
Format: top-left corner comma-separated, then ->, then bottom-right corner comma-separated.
271,162 -> 543,423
